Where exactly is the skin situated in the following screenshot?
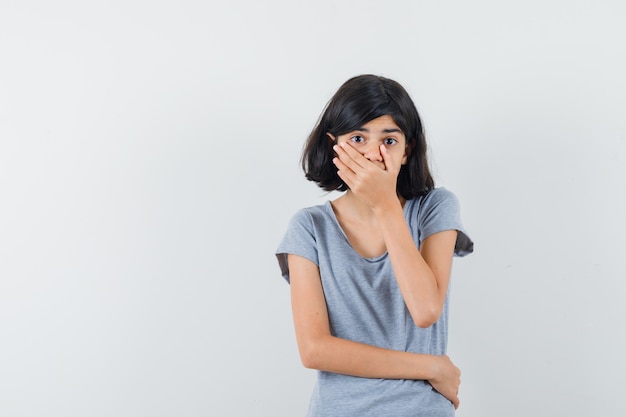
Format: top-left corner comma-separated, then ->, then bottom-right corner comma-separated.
288,115 -> 461,408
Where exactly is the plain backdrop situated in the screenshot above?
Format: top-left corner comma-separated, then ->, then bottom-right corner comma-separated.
1,1 -> 625,416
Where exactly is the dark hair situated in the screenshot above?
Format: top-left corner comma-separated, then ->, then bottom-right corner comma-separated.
301,74 -> 434,200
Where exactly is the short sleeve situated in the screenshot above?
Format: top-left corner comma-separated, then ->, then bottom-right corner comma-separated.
419,188 -> 474,257
275,208 -> 319,283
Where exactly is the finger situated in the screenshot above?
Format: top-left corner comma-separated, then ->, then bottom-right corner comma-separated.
380,144 -> 401,173
336,142 -> 369,170
332,156 -> 355,177
332,144 -> 359,173
332,157 -> 357,187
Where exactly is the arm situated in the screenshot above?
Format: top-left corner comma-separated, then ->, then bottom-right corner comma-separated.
333,142 -> 458,327
289,253 -> 461,408
376,202 -> 457,328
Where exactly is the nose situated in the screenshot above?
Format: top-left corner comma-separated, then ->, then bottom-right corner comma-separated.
363,143 -> 382,162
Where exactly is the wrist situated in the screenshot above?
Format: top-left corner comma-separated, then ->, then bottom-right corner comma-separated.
412,353 -> 439,380
427,355 -> 441,380
371,196 -> 403,216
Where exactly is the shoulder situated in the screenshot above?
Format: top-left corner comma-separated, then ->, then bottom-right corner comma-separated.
281,202 -> 335,241
422,187 -> 459,207
276,203 -> 330,281
407,187 -> 474,256
287,202 -> 329,228
406,187 -> 460,216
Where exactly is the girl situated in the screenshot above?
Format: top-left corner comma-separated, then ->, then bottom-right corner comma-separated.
276,74 -> 473,416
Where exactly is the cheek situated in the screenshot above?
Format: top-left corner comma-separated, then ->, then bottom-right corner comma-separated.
401,143 -> 411,164
395,146 -> 409,164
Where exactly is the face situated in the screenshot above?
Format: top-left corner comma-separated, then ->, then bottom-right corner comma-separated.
329,115 -> 408,169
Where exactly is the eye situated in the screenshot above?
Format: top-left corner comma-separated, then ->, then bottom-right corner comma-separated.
350,135 -> 365,144
383,138 -> 398,146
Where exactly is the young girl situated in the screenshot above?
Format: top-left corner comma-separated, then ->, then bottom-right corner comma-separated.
276,74 -> 473,416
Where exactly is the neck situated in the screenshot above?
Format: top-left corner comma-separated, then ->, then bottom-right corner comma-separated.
333,190 -> 405,221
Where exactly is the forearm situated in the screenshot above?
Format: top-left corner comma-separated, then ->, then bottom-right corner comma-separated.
300,332 -> 438,380
373,200 -> 443,326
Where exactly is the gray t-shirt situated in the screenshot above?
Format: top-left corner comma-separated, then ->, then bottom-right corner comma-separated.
276,187 -> 473,417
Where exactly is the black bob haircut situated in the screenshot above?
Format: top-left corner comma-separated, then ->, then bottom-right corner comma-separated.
301,74 -> 434,200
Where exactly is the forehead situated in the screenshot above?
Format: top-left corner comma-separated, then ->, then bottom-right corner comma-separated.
356,115 -> 404,134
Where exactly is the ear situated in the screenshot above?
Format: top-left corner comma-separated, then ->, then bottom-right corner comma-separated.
326,133 -> 336,143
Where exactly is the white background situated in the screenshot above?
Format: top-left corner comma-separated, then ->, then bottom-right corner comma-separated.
1,1 -> 625,416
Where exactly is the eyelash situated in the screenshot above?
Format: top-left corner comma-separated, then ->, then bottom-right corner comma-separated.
350,136 -> 398,146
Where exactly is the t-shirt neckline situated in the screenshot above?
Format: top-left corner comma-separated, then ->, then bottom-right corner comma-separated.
323,199 -> 412,263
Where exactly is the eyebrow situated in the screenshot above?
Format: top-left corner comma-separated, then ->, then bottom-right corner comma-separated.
354,127 -> 402,134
